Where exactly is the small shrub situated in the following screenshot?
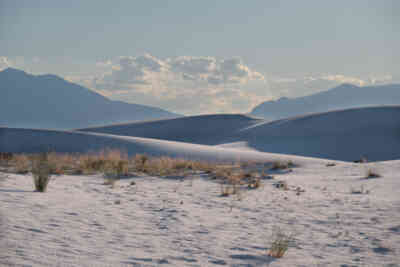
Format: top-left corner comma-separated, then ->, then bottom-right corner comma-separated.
268,227 -> 294,258
31,153 -> 52,192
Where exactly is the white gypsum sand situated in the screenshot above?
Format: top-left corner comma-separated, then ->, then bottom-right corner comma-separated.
0,106 -> 399,266
0,155 -> 399,266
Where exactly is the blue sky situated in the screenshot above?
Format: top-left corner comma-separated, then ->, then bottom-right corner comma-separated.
1,0 -> 399,114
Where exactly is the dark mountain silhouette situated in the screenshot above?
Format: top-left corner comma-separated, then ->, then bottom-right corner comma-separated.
0,68 -> 180,129
250,83 -> 400,119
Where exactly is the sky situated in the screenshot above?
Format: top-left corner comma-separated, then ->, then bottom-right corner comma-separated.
1,0 -> 399,115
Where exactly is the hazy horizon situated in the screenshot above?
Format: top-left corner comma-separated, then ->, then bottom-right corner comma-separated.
1,0 -> 398,115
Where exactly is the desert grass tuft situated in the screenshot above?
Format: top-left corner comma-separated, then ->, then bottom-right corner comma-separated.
31,153 -> 52,192
13,154 -> 31,174
133,154 -> 149,172
270,160 -> 295,170
268,227 -> 295,258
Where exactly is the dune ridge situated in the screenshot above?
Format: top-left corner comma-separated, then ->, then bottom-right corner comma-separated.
77,106 -> 400,162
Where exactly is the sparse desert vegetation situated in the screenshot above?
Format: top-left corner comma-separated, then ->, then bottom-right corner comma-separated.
0,150 -> 271,195
31,153 -> 52,192
1,149 -> 399,266
268,227 -> 295,258
270,160 -> 296,170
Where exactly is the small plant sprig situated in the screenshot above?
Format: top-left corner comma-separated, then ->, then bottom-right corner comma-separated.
268,227 -> 295,258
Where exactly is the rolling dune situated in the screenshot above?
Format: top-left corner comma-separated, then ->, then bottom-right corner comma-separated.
78,106 -> 400,162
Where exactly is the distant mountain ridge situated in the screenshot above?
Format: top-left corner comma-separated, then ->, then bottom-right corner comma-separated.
0,68 -> 180,129
250,83 -> 400,119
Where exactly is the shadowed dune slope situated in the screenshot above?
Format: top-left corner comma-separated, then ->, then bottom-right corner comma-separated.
1,106 -> 398,162
231,106 -> 400,162
81,106 -> 400,162
0,127 -> 332,165
79,114 -> 262,145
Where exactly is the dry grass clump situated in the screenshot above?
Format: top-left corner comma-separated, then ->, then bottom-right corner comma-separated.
133,154 -> 149,172
220,176 -> 241,197
0,152 -> 13,167
268,227 -> 295,258
133,154 -> 217,177
103,159 -> 129,178
78,149 -> 130,175
190,161 -> 217,173
12,154 -> 31,174
365,169 -> 381,179
31,153 -> 52,192
79,155 -> 107,174
270,160 -> 295,170
217,168 -> 263,196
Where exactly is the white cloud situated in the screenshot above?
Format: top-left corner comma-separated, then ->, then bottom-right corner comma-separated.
368,74 -> 393,85
0,56 -> 13,70
87,54 -> 267,114
321,74 -> 366,86
166,56 -> 264,85
69,54 -> 396,114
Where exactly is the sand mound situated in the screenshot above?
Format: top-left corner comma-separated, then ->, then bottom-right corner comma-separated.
79,106 -> 400,162
231,106 -> 400,161
79,114 -> 262,145
0,127 -> 330,165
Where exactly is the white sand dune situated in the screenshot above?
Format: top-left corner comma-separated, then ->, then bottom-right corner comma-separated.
1,158 -> 399,266
0,127 -> 331,166
79,114 -> 262,145
79,106 -> 400,162
1,107 -> 400,266
232,106 -> 400,162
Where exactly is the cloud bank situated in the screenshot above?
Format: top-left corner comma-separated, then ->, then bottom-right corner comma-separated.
0,57 -> 12,70
89,54 -> 268,114
2,54 -> 396,115
88,54 -> 394,114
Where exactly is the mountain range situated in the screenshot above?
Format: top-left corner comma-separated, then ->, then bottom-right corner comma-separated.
250,83 -> 400,120
0,68 -> 180,129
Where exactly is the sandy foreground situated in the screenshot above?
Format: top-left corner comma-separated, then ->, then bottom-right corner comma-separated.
1,158 -> 399,266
